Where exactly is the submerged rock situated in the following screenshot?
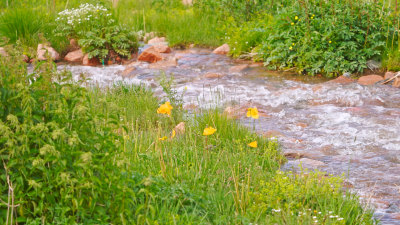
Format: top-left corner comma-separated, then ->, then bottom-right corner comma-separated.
204,72 -> 225,79
358,75 -> 383,85
138,46 -> 163,63
229,64 -> 249,73
213,44 -> 230,55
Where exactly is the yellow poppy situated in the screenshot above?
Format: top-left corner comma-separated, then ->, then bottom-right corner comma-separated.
203,126 -> 217,136
248,141 -> 257,148
171,129 -> 176,139
159,136 -> 168,141
157,102 -> 173,116
246,107 -> 259,119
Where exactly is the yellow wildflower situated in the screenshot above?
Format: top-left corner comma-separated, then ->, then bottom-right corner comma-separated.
329,41 -> 332,44
157,102 -> 173,116
292,43 -> 295,46
171,129 -> 176,139
295,16 -> 298,20
246,107 -> 259,119
159,136 -> 168,141
203,127 -> 217,136
248,141 -> 257,148
291,22 -> 294,26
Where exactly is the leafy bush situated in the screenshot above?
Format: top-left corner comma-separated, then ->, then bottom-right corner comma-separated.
0,52 -> 200,223
54,3 -> 138,61
225,0 -> 388,77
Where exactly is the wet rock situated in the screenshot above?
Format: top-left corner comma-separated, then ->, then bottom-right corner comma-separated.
148,37 -> 166,45
148,57 -> 177,69
296,122 -> 308,128
312,85 -> 323,93
153,44 -> 171,54
263,130 -> 284,138
328,75 -> 356,84
37,44 -> 60,61
64,49 -> 84,62
284,151 -> 306,159
121,67 -> 136,77
384,71 -> 395,80
138,46 -> 163,63
0,47 -> 8,57
204,72 -> 225,79
229,64 -> 249,73
83,54 -> 100,66
358,75 -> 383,85
213,44 -> 230,55
294,158 -> 326,168
174,122 -> 185,135
393,78 -> 400,88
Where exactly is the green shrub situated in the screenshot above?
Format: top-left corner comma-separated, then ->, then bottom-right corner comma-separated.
54,3 -> 138,61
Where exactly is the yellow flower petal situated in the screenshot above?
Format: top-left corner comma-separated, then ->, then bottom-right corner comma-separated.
248,141 -> 257,148
203,126 -> 217,136
291,22 -> 294,26
247,107 -> 259,119
157,101 -> 173,116
295,16 -> 298,20
171,129 -> 176,139
159,136 -> 168,141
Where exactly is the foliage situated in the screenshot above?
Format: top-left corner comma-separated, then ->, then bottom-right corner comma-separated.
248,171 -> 376,224
54,3 -> 138,60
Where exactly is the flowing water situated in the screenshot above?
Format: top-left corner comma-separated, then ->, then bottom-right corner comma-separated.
60,48 -> 400,224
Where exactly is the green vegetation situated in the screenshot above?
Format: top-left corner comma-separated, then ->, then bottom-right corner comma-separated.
3,0 -> 400,76
0,50 -> 377,224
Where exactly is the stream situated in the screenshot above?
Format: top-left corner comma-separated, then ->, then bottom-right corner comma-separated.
59,48 -> 400,224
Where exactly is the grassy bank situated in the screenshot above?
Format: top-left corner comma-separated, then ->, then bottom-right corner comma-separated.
0,49 -> 377,224
3,0 -> 400,76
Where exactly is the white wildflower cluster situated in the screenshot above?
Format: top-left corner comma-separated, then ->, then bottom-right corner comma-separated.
55,3 -> 112,27
296,209 -> 345,223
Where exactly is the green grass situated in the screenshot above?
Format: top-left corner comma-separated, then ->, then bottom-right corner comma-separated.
115,0 -> 224,47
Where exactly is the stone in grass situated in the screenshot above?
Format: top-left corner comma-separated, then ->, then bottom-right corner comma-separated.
138,46 -> 163,63
148,37 -> 166,45
37,44 -> 60,61
174,122 -> 185,135
357,75 -> 384,86
0,47 -> 8,57
64,49 -> 84,63
213,44 -> 230,55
